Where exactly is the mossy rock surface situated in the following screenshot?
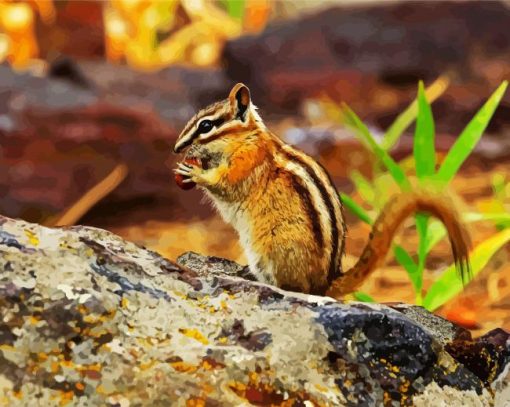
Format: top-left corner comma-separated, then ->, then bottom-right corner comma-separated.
0,216 -> 508,406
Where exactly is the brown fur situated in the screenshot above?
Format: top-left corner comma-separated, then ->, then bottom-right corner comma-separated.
245,151 -> 331,294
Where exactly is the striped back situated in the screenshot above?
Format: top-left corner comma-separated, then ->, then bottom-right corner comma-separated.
272,137 -> 346,283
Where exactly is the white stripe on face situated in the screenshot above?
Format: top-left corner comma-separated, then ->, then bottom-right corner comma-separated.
174,112 -> 225,153
174,102 -> 261,153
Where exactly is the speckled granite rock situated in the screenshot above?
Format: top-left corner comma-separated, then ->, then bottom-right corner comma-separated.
0,216 -> 508,406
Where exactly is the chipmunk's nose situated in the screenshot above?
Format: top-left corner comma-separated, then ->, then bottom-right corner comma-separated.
174,138 -> 193,154
173,142 -> 183,154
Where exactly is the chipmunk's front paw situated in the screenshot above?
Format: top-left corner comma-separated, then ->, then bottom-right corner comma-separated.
174,161 -> 205,185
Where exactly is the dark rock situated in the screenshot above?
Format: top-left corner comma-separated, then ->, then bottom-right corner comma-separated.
225,1 -> 510,100
445,328 -> 510,386
0,63 -> 230,224
223,1 -> 510,133
48,57 -> 92,89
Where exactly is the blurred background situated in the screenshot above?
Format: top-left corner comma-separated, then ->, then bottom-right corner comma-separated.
0,0 -> 509,335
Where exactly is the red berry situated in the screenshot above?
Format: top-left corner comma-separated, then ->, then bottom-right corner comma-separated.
174,157 -> 200,190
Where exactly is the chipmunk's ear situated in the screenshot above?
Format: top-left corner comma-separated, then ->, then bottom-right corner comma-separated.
229,83 -> 251,122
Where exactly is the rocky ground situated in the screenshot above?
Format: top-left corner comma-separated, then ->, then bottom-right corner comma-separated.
0,215 -> 509,406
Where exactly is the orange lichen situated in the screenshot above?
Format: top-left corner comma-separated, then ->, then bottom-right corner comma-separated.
24,229 -> 39,246
139,360 -> 157,371
179,328 -> 209,345
59,391 -> 74,406
78,363 -> 102,380
77,305 -> 89,315
50,361 -> 60,373
83,314 -> 99,324
78,363 -> 102,371
201,360 -> 214,371
227,369 -> 320,406
201,382 -> 214,394
314,383 -> 328,393
170,361 -> 198,373
228,381 -> 247,398
37,352 -> 48,361
200,357 -> 225,371
61,359 -> 74,368
383,391 -> 392,405
29,315 -> 41,324
249,371 -> 259,384
95,385 -> 107,395
399,380 -> 410,394
186,397 -> 206,407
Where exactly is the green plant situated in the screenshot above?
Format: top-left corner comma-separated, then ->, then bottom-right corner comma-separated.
221,0 -> 246,20
342,80 -> 508,310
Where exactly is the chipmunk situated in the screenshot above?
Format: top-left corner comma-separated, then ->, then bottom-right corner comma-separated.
173,83 -> 470,298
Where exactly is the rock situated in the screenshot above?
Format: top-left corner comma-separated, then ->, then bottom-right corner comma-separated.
223,1 -> 510,134
0,216 -> 508,406
225,1 -> 510,98
0,63 -> 229,224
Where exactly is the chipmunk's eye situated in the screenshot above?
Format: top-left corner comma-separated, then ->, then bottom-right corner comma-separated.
198,119 -> 213,134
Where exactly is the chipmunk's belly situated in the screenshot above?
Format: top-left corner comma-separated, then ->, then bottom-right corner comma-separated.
207,193 -> 275,285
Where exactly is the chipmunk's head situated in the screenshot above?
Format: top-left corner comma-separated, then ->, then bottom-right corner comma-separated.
174,83 -> 263,153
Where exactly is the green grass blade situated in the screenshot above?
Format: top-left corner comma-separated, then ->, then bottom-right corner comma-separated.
491,173 -> 507,200
221,0 -> 246,20
424,220 -> 447,253
412,80 -> 434,304
372,173 -> 395,209
436,81 -> 508,185
340,193 -> 374,225
414,81 -> 436,179
350,170 -> 376,206
341,104 -> 411,190
393,245 -> 419,289
416,214 -> 429,261
423,228 -> 510,311
353,291 -> 375,302
381,76 -> 449,151
414,214 -> 429,304
464,212 -> 510,223
425,212 -> 510,253
416,214 -> 429,262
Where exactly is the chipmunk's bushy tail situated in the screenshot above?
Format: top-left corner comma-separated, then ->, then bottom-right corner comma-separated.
326,191 -> 471,298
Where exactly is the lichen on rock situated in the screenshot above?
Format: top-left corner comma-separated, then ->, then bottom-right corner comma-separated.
0,216 -> 508,406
